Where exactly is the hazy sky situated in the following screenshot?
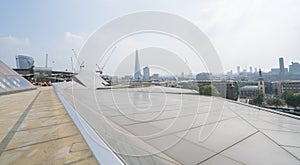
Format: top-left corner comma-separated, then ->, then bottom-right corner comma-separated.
112,48 -> 193,76
0,0 -> 300,73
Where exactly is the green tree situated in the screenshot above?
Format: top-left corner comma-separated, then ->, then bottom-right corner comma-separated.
272,98 -> 284,107
199,84 -> 220,96
252,93 -> 264,106
282,91 -> 294,100
285,93 -> 300,109
267,98 -> 284,107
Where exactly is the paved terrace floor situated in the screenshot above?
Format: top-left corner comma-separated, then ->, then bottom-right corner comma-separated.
0,87 -> 98,165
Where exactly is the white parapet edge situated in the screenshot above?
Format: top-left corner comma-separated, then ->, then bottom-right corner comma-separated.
53,84 -> 124,165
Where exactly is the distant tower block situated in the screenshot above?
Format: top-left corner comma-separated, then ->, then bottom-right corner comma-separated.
143,66 -> 150,80
237,66 -> 241,75
279,57 -> 285,80
134,49 -> 142,80
258,68 -> 265,96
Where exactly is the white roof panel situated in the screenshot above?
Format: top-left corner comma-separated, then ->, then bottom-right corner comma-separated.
54,81 -> 300,164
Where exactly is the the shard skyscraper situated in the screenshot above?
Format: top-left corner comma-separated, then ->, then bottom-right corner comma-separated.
133,49 -> 142,80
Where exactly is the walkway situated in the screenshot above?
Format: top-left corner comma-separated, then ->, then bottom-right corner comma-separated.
0,87 -> 98,165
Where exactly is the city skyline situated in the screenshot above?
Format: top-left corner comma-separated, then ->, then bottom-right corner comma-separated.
228,57 -> 300,74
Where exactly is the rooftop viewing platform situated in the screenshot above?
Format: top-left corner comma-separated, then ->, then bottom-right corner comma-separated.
0,87 -> 98,164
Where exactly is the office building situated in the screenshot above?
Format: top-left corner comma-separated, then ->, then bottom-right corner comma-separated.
133,49 -> 142,80
289,62 -> 300,75
279,57 -> 285,79
237,66 -> 240,75
15,55 -> 34,69
258,68 -> 265,96
151,73 -> 159,80
143,66 -> 150,80
277,80 -> 300,97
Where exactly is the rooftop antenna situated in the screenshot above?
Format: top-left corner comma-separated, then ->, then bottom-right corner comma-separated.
45,53 -> 48,68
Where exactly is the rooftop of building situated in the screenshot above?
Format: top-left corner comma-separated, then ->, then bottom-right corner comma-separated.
240,85 -> 259,91
53,76 -> 300,164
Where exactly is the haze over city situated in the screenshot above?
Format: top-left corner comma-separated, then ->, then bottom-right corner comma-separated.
2,1 -> 300,165
1,0 -> 300,73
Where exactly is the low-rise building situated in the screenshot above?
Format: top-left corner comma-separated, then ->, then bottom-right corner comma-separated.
278,80 -> 300,97
240,86 -> 259,98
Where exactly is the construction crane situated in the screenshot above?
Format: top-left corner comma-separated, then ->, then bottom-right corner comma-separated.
70,56 -> 74,72
96,64 -> 103,75
96,46 -> 117,75
72,49 -> 85,71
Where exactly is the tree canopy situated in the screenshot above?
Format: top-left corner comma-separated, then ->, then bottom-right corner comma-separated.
199,84 -> 220,96
251,93 -> 264,106
284,92 -> 300,109
266,98 -> 284,107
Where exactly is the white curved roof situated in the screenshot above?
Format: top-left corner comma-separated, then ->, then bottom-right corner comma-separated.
54,80 -> 300,165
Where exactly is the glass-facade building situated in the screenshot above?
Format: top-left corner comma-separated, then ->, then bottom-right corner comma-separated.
15,55 -> 34,69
